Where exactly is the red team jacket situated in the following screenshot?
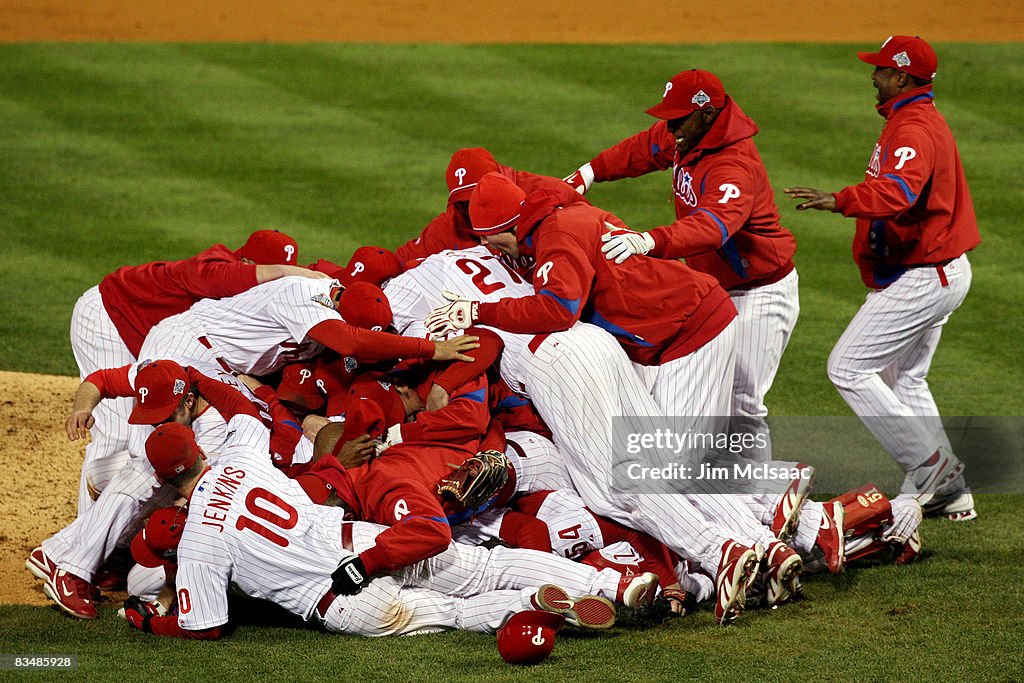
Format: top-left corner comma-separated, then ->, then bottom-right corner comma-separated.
475,186 -> 737,366
394,166 -> 582,264
98,244 -> 260,355
588,98 -> 796,291
832,85 -> 981,288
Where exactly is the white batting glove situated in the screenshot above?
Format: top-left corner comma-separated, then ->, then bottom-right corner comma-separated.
880,494 -> 924,545
375,423 -> 404,456
601,229 -> 655,264
563,163 -> 595,195
424,290 -> 478,338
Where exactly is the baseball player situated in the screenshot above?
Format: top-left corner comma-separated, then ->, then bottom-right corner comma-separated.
566,69 -> 799,462
389,245 -> 795,624
27,359 -> 280,619
120,393 -> 657,639
394,147 -> 581,265
784,35 -> 980,521
69,229 -> 321,511
136,275 -> 477,379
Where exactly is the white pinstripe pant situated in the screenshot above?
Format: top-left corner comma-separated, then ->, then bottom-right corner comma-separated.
70,287 -> 136,513
728,268 -> 800,461
827,255 -> 971,471
322,526 -> 623,636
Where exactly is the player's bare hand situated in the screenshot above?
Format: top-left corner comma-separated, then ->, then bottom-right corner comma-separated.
432,335 -> 480,363
426,383 -> 450,411
334,434 -> 376,469
66,411 -> 94,441
302,414 -> 331,443
783,187 -> 838,212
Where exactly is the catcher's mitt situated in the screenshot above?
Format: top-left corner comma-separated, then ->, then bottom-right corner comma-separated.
437,449 -> 511,510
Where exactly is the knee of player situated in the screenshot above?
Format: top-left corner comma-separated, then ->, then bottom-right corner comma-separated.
826,349 -> 867,387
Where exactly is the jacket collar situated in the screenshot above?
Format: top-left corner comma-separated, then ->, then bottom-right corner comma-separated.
877,84 -> 934,119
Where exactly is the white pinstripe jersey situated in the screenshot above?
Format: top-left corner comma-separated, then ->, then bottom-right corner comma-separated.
384,247 -> 535,393
174,413 -> 350,630
187,276 -> 340,376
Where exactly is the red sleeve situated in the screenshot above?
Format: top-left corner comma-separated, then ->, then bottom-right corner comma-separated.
431,327 -> 503,394
395,211 -> 466,264
476,231 -> 593,333
308,319 -> 434,361
187,368 -> 262,423
834,125 -> 936,219
148,616 -> 224,640
168,246 -> 260,300
589,121 -> 676,182
648,161 -> 757,259
85,365 -> 134,399
401,375 -> 490,444
253,385 -> 303,466
358,481 -> 452,574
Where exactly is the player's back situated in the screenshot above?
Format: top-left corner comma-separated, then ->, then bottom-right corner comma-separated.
179,429 -> 348,620
188,276 -> 336,375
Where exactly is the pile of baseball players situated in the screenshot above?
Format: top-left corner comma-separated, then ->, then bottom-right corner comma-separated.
25,35 -> 980,663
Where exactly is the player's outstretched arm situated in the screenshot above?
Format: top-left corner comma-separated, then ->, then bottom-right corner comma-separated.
255,264 -> 332,284
784,187 -> 838,212
66,380 -> 102,440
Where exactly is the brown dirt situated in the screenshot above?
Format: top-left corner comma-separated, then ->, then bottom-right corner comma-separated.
1,371 -> 81,605
0,0 -> 1012,608
1,0 -> 1020,43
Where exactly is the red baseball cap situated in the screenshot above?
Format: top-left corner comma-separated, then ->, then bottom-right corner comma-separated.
446,147 -> 501,205
338,282 -> 393,331
858,35 -> 937,81
645,69 -> 726,120
131,506 -> 188,568
129,360 -> 189,425
276,360 -> 327,412
238,229 -> 299,265
338,246 -> 401,287
469,172 -> 526,235
340,398 -> 387,445
496,610 -> 565,665
146,423 -> 201,481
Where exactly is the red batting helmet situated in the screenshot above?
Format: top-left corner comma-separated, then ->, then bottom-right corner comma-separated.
131,506 -> 188,568
496,610 -> 565,665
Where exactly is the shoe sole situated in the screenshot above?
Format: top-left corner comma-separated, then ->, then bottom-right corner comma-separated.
766,553 -> 803,607
534,584 -> 616,629
826,502 -> 847,575
622,573 -> 659,610
42,581 -> 97,620
26,556 -> 52,583
717,549 -> 759,625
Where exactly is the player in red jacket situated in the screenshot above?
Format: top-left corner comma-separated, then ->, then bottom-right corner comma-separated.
424,173 -> 804,626
426,171 -> 738,421
785,36 -> 980,522
566,69 -> 799,462
71,229 -> 326,512
394,147 -> 579,265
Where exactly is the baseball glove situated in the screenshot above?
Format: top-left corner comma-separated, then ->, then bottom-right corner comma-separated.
437,450 -> 512,511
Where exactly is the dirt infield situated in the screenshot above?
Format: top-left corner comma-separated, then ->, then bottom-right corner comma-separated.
1,0 -> 1020,43
0,0 -> 1012,608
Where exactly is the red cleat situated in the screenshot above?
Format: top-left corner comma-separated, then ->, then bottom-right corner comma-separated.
771,465 -> 815,542
763,541 -> 803,607
714,540 -> 759,626
25,546 -> 57,583
616,571 -> 659,609
43,569 -> 98,620
816,501 -> 846,574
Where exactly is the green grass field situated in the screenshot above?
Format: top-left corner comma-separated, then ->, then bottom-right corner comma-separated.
1,43 -> 1022,680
